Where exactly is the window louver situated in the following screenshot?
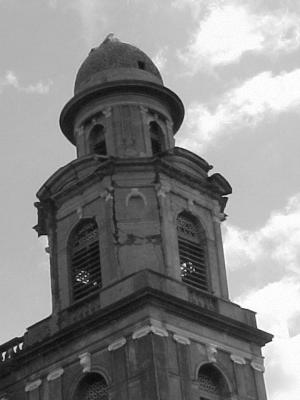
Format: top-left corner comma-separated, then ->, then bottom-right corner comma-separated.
177,213 -> 208,291
76,373 -> 109,400
70,221 -> 102,301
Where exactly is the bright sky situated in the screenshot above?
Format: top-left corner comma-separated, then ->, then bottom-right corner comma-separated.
0,1 -> 299,399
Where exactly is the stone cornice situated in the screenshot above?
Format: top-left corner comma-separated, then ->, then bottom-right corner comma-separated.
1,286 -> 272,375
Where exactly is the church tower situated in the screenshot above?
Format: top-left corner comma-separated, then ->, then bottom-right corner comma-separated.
0,36 -> 272,400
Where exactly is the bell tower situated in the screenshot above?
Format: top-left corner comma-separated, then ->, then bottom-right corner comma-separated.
0,36 -> 272,400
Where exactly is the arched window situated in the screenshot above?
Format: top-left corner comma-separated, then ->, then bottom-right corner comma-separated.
69,220 -> 102,301
198,364 -> 229,399
74,373 -> 109,400
149,121 -> 164,155
176,212 -> 209,291
89,124 -> 107,156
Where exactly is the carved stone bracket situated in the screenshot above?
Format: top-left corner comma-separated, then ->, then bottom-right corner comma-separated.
102,106 -> 112,118
187,199 -> 196,212
213,212 -> 226,223
230,354 -> 246,365
151,326 -> 168,337
156,182 -> 171,198
251,359 -> 265,372
76,207 -> 84,219
108,337 -> 127,351
100,186 -> 114,202
79,352 -> 91,373
132,325 -> 168,340
47,368 -> 64,381
0,394 -> 8,400
25,379 -> 42,392
173,334 -> 191,345
132,326 -> 152,339
206,344 -> 218,362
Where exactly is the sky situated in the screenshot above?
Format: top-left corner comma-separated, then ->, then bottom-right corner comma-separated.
0,0 -> 299,398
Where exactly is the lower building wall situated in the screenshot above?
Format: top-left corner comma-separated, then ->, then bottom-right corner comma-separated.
0,312 -> 268,400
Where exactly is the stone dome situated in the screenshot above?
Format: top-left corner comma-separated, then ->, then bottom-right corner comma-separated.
74,34 -> 163,94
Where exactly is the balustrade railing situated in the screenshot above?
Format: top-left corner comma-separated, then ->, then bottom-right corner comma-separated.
0,337 -> 24,363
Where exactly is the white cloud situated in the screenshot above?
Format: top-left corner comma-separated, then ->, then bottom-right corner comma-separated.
237,281 -> 300,400
0,71 -> 52,94
180,69 -> 300,151
178,3 -> 300,71
152,47 -> 168,71
224,193 -> 300,274
223,194 -> 300,399
67,0 -> 107,45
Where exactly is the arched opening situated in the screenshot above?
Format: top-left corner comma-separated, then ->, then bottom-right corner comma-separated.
89,124 -> 107,156
198,364 -> 230,399
149,121 -> 164,155
176,212 -> 209,291
69,220 -> 102,302
74,373 -> 109,400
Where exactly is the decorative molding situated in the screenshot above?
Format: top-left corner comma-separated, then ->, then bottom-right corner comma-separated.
173,334 -> 191,345
230,354 -> 246,365
76,207 -> 83,219
187,199 -> 195,212
151,326 -> 168,337
213,213 -> 226,223
76,125 -> 84,137
139,105 -> 148,114
156,182 -> 171,198
251,359 -> 265,373
166,119 -> 173,130
79,352 -> 91,373
126,188 -> 147,207
100,187 -> 114,202
206,344 -> 218,362
132,326 -> 152,340
47,368 -> 64,381
102,106 -> 112,118
25,379 -> 42,392
108,337 -> 127,351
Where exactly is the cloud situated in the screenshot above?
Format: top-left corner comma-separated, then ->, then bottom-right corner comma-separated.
152,47 -> 168,72
0,71 -> 52,94
237,281 -> 300,400
224,193 -> 300,275
178,2 -> 300,71
179,69 -> 300,151
223,194 -> 300,399
66,0 -> 107,45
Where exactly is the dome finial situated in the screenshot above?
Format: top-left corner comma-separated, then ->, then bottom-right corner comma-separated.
103,33 -> 120,44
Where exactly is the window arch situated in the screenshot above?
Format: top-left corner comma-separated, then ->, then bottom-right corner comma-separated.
89,124 -> 107,156
69,220 -> 102,302
176,212 -> 209,291
74,373 -> 109,400
198,364 -> 230,399
149,121 -> 164,155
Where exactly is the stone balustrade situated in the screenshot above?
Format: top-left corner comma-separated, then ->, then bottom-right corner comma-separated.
0,337 -> 24,363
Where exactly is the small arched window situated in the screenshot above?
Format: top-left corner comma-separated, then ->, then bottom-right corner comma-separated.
74,373 -> 109,400
89,124 -> 107,156
176,212 -> 209,291
198,364 -> 229,399
69,220 -> 102,302
149,121 -> 164,155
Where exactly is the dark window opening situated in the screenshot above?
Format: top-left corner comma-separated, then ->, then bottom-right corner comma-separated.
89,124 -> 107,156
198,364 -> 229,399
177,212 -> 208,291
149,121 -> 163,155
138,60 -> 145,70
75,373 -> 108,400
70,220 -> 102,302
